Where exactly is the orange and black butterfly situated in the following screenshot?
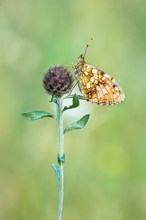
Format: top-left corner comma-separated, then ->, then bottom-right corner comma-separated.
73,39 -> 125,105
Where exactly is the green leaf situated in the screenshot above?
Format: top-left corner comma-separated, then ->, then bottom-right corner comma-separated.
52,164 -> 60,182
21,111 -> 55,120
57,153 -> 66,165
63,95 -> 80,112
64,114 -> 90,135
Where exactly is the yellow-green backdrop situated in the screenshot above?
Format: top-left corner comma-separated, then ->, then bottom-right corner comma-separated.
0,0 -> 146,219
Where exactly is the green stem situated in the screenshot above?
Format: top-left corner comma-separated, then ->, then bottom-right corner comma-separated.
56,96 -> 64,220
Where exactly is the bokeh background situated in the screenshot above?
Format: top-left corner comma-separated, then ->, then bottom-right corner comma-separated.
0,0 -> 146,219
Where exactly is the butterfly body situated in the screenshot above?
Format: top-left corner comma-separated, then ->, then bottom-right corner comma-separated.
74,54 -> 125,105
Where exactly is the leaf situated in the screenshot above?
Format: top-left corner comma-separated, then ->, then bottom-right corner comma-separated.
65,94 -> 88,101
52,164 -> 60,182
21,111 -> 55,120
64,114 -> 90,135
57,153 -> 66,165
63,95 -> 80,112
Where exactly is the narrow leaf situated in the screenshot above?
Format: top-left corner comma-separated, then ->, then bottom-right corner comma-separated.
65,94 -> 89,101
63,95 -> 80,112
21,111 -> 55,120
64,114 -> 90,135
52,164 -> 60,182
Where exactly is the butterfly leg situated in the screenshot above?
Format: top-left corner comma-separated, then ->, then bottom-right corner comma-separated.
68,79 -> 78,96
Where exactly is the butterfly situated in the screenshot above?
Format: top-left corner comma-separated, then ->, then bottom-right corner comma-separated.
73,40 -> 125,105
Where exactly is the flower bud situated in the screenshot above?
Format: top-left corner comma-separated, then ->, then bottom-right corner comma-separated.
43,65 -> 73,96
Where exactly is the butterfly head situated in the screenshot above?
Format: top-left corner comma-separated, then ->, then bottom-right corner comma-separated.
77,53 -> 85,64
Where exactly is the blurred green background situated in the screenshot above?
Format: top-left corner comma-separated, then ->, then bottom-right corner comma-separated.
0,0 -> 146,219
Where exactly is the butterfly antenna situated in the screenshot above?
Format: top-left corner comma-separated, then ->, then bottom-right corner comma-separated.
83,38 -> 93,58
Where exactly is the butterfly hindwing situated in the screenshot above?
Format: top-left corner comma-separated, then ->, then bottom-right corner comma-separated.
74,54 -> 125,105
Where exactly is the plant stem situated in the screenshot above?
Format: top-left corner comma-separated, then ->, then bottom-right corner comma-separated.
56,97 -> 64,220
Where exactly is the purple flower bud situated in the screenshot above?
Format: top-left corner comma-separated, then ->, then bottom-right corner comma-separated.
43,65 -> 73,96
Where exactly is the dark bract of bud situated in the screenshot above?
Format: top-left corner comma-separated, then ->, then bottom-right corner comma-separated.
43,65 -> 73,96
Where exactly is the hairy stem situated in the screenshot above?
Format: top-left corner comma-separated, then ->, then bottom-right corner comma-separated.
56,97 -> 64,220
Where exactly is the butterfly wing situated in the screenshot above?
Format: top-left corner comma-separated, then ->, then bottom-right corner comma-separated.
78,63 -> 125,105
